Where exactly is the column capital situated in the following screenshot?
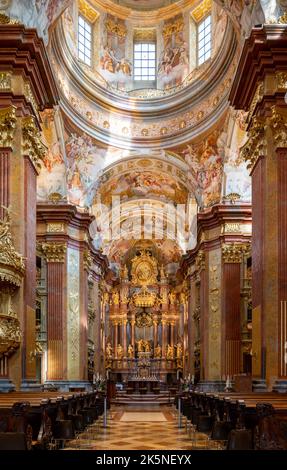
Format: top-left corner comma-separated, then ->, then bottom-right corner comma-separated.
222,243 -> 250,263
0,106 -> 17,150
22,116 -> 46,173
41,242 -> 67,263
241,116 -> 267,172
269,106 -> 287,149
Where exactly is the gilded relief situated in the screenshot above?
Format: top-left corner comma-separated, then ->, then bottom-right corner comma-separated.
208,249 -> 222,379
67,247 -> 80,380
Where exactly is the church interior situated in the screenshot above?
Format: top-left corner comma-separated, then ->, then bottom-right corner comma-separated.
1,0 -> 287,452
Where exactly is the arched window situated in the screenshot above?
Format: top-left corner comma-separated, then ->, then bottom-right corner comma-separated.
134,42 -> 156,82
197,14 -> 211,65
78,15 -> 92,66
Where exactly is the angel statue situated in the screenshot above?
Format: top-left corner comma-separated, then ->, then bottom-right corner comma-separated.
128,344 -> 134,359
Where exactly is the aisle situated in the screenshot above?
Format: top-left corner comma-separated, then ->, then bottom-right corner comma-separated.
67,404 -> 220,450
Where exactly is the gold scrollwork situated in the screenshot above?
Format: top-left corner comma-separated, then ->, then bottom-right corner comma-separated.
131,250 -> 158,286
222,243 -> 251,263
240,116 -> 266,171
22,116 -> 47,172
269,106 -> 287,149
195,250 -> 205,272
105,17 -> 127,38
163,16 -> 184,38
41,242 -> 67,263
83,249 -> 92,272
0,72 -> 12,91
0,208 -> 25,286
0,106 -> 17,149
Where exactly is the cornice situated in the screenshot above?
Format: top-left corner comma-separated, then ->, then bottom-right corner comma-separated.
36,203 -> 94,232
181,203 -> 252,269
229,24 -> 287,111
0,25 -> 59,109
90,0 -> 199,23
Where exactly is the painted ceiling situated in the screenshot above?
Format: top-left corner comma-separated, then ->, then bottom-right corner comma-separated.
109,1 -> 177,10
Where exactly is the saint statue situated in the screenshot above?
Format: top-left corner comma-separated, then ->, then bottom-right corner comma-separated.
144,340 -> 151,352
128,344 -> 134,359
105,342 -> 112,359
154,344 -> 161,358
166,344 -> 174,360
169,290 -> 177,305
137,339 -> 144,352
112,290 -> 120,305
176,342 -> 183,359
117,344 -> 123,359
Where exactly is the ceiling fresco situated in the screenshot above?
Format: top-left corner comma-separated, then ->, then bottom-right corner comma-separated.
98,171 -> 188,206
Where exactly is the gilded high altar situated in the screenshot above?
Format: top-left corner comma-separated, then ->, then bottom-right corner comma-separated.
105,249 -> 184,381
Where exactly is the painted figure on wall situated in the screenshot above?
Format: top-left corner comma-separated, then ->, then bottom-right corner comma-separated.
99,15 -> 132,90
158,14 -> 189,89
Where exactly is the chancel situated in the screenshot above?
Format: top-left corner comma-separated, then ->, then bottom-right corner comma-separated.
0,0 -> 287,452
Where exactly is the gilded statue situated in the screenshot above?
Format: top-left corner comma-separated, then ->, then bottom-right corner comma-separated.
166,344 -> 174,360
137,339 -> 144,352
105,342 -> 113,359
128,344 -> 134,359
154,344 -> 162,358
117,344 -> 123,359
176,342 -> 183,359
169,290 -> 177,305
112,290 -> 120,305
144,340 -> 151,353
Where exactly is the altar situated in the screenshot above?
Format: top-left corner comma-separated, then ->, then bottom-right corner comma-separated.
127,378 -> 160,394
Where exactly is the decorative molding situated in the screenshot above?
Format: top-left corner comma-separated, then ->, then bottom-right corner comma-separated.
46,223 -> 65,233
222,243 -> 251,263
79,0 -> 99,24
0,106 -> 17,149
241,116 -> 266,171
41,242 -> 67,263
22,116 -> 46,172
0,72 -> 11,91
0,313 -> 21,358
0,209 -> 25,287
191,0 -> 211,23
269,106 -> 287,149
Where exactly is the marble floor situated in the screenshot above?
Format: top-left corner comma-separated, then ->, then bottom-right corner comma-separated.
66,404 -> 223,450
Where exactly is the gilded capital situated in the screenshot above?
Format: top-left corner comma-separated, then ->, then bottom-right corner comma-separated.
0,106 -> 17,149
241,116 -> 266,171
22,116 -> 46,172
41,242 -> 67,263
269,106 -> 287,149
222,243 -> 250,263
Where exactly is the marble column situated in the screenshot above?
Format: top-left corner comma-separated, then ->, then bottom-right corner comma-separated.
153,320 -> 158,350
229,25 -> 287,390
131,319 -> 135,356
114,322 -> 118,357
